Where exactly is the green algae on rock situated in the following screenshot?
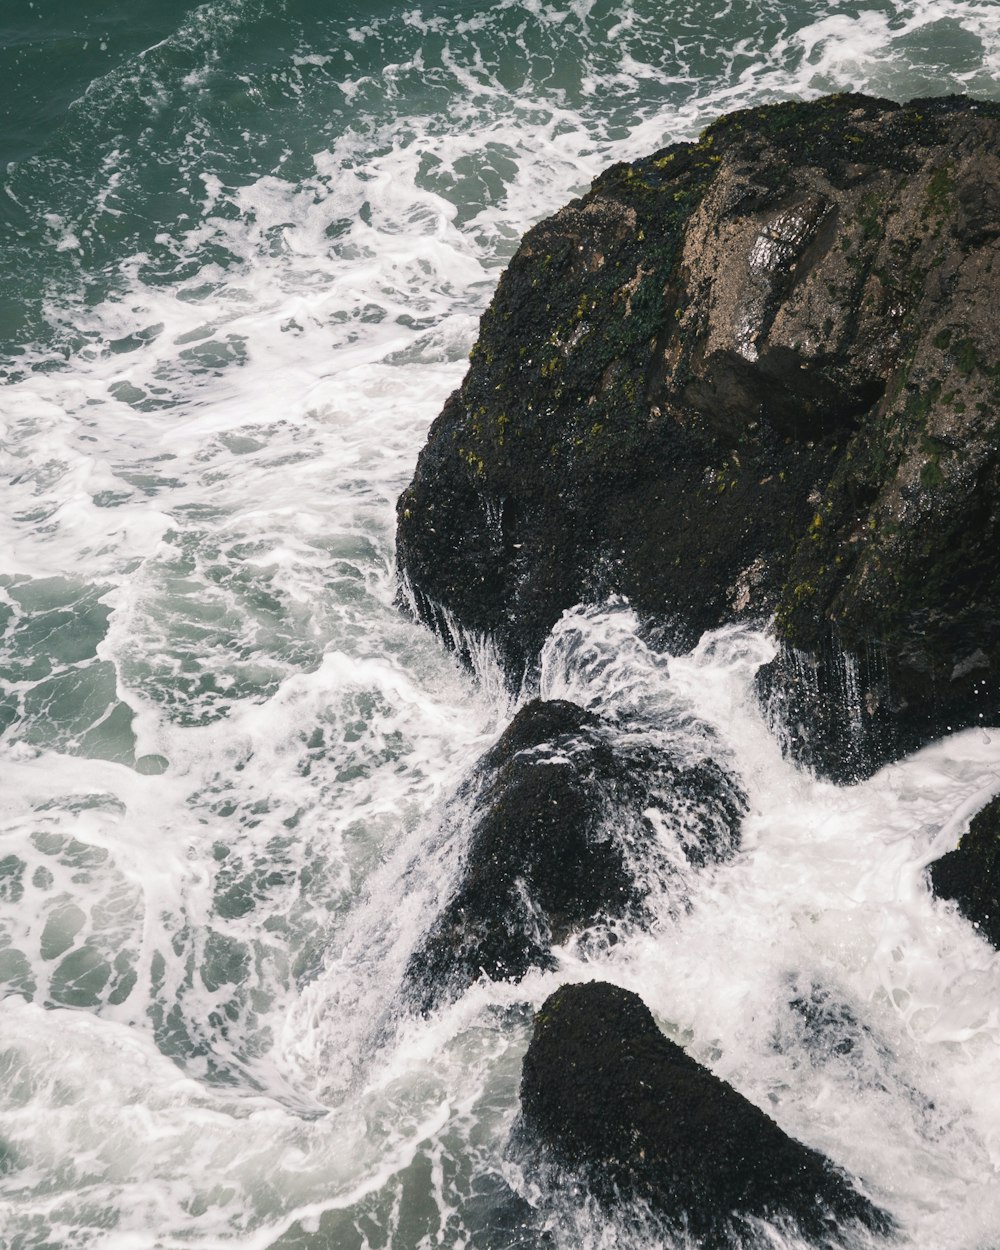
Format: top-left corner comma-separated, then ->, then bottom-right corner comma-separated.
397,93 -> 1000,779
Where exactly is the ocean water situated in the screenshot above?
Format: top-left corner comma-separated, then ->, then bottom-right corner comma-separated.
2,2 -> 1000,1247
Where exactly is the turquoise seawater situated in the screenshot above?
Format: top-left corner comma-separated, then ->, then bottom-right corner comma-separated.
2,2 -> 1000,1247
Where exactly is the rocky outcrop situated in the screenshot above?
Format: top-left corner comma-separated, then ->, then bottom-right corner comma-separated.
518,981 -> 893,1246
404,700 -> 745,1012
397,93 -> 1000,778
929,792 -> 1000,947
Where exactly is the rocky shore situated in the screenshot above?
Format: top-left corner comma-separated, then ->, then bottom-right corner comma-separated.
398,92 -> 1000,780
395,93 -> 1000,1242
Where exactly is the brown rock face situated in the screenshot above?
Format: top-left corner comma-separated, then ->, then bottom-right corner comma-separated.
397,94 -> 1000,778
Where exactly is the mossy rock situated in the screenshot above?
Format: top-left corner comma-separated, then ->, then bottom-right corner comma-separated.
404,700 -> 745,1013
398,93 -> 1000,777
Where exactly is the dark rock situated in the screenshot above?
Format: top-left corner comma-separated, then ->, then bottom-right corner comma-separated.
754,628 -> 998,783
928,792 -> 1000,948
518,981 -> 893,1246
754,632 -> 896,784
397,93 -> 1000,777
404,701 -> 745,1012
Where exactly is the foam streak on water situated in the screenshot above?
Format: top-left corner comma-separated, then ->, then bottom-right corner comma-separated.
2,1 -> 1000,1246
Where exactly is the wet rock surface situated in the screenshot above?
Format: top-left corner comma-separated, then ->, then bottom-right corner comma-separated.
397,93 -> 1000,778
404,700 -> 745,1012
395,92 -> 999,1239
518,981 -> 893,1246
753,629 -> 998,783
929,792 -> 1000,948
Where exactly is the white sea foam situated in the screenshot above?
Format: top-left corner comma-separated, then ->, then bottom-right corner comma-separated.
2,0 -> 1000,1245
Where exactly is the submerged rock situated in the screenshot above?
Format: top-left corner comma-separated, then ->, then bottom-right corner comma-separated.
397,93 -> 1000,778
518,981 -> 893,1246
929,792 -> 1000,948
404,700 -> 744,1012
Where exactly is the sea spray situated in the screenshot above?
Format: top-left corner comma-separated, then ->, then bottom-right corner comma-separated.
3,1 -> 1000,1246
